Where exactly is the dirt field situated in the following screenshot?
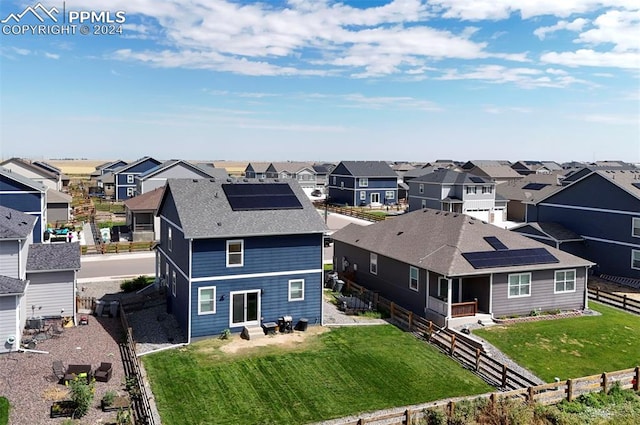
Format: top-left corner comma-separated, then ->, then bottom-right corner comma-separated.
588,277 -> 640,302
47,159 -> 111,175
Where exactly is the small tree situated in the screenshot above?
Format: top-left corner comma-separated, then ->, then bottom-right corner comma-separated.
68,377 -> 95,418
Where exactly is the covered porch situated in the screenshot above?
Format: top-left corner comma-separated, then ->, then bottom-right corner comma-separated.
426,274 -> 492,328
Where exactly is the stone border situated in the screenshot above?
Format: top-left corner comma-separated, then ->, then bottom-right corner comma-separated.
493,310 -> 584,325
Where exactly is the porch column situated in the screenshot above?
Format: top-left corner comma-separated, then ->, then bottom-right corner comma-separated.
446,278 -> 452,319
489,273 -> 494,315
425,270 -> 430,312
584,266 -> 590,310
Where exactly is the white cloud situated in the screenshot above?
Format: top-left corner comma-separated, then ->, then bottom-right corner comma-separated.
575,113 -> 639,125
340,93 -> 440,111
483,105 -> 532,114
437,64 -> 592,88
13,47 -> 31,55
44,52 -> 60,59
534,18 -> 588,40
541,49 -> 640,69
576,10 -> 640,52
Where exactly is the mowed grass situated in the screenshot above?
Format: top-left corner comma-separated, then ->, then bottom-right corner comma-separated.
0,396 -> 8,425
143,325 -> 492,425
474,302 -> 640,382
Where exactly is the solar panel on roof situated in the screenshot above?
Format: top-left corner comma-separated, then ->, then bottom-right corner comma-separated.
633,183 -> 640,190
483,236 -> 508,251
469,177 -> 485,183
462,248 -> 559,269
222,183 -> 303,211
523,183 -> 550,190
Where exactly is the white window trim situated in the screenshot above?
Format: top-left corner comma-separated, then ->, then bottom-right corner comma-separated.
507,273 -> 531,298
409,266 -> 419,292
126,187 -> 135,197
419,184 -> 424,194
385,190 -> 395,199
437,277 -> 448,299
632,217 -> 640,238
171,270 -> 177,297
632,249 -> 640,270
168,227 -> 172,252
360,191 -> 366,200
370,253 -> 378,275
466,186 -> 477,195
332,176 -> 336,185
554,269 -> 576,294
226,239 -> 244,267
359,177 -> 368,187
198,286 -> 217,315
288,279 -> 305,302
421,199 -> 427,209
127,174 -> 134,184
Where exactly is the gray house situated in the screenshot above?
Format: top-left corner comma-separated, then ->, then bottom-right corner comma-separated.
135,159 -> 228,195
407,169 -> 507,224
0,206 -> 35,353
124,186 -> 165,241
332,209 -> 593,327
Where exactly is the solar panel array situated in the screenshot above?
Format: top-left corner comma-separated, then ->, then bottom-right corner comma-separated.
632,183 -> 640,190
469,176 -> 485,183
222,183 -> 303,211
483,236 -> 508,250
462,248 -> 559,269
522,183 -> 550,190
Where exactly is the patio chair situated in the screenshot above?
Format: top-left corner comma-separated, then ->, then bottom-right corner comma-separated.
52,360 -> 65,383
94,362 -> 113,382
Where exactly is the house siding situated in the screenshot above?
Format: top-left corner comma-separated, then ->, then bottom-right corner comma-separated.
192,234 -> 322,278
115,158 -> 161,200
167,263 -> 190,337
159,219 -> 189,279
491,267 -> 586,317
0,296 -> 18,353
0,241 -> 19,279
190,271 -> 322,337
25,271 -> 75,318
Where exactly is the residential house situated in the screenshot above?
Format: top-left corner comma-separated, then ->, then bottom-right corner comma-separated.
46,190 -> 73,225
244,162 -> 271,179
332,209 -> 593,328
525,169 -> 640,280
461,160 -> 523,184
135,159 -> 228,195
32,161 -> 70,189
210,161 -> 249,177
96,172 -> 116,198
113,156 -> 162,200
407,169 -> 507,224
155,178 -> 327,341
124,187 -> 165,241
0,158 -> 62,191
0,206 -> 35,353
266,162 -> 317,191
328,161 -> 398,206
312,164 -> 331,188
0,167 -> 47,243
495,174 -> 563,222
90,160 -> 128,179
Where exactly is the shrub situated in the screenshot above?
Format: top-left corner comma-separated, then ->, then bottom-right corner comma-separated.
219,329 -> 231,340
0,397 -> 8,425
120,275 -> 153,293
422,407 -> 447,425
68,377 -> 95,418
102,390 -> 116,407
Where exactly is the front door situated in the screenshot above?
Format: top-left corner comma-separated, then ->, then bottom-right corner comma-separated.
370,192 -> 380,204
230,290 -> 260,327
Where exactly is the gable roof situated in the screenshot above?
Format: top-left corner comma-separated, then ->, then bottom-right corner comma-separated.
112,156 -> 160,174
26,242 -> 81,272
138,159 -> 226,180
0,166 -> 47,192
462,162 -> 523,180
47,189 -> 72,204
0,205 -> 37,240
124,186 -> 165,211
496,175 -> 563,203
411,169 -> 491,185
0,157 -> 59,180
268,162 -> 314,174
334,161 -> 397,177
159,178 -> 327,239
332,209 -> 593,277
32,161 -> 61,174
0,275 -> 28,296
511,222 -> 583,243
245,162 -> 271,173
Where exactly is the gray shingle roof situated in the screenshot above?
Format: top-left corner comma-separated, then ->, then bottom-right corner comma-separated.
0,166 -> 47,192
411,169 -> 490,185
337,161 -> 397,177
0,275 -> 27,295
402,166 -> 437,179
113,156 -> 160,174
245,162 -> 271,173
332,209 -> 593,277
0,157 -> 59,179
496,175 -> 563,203
162,178 -> 327,239
269,162 -> 313,173
512,222 -> 583,243
0,205 -> 37,240
26,242 -> 81,272
47,189 -> 72,204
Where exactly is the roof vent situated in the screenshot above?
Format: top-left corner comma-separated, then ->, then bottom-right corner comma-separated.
435,211 -> 441,215
226,177 -> 233,183
209,178 -> 215,182
192,179 -> 198,182
214,192 -> 218,198
453,214 -> 459,217
243,178 -> 248,182
259,178 -> 264,182
355,239 -> 359,243
444,212 -> 449,216
217,222 -> 222,226
397,231 -> 404,236
469,221 -> 474,224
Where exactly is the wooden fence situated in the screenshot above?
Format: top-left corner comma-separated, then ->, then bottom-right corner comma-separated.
342,279 -> 539,390
313,367 -> 639,425
81,241 -> 154,255
589,287 -> 640,315
315,203 -> 391,222
76,296 -> 95,312
118,304 -> 158,425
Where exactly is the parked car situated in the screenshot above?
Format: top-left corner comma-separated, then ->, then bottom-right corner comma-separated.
311,189 -> 323,197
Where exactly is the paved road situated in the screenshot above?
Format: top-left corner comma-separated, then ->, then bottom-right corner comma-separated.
77,212 -> 372,282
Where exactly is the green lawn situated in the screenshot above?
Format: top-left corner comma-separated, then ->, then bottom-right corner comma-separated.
0,396 -> 8,425
474,302 -> 640,382
143,325 -> 492,425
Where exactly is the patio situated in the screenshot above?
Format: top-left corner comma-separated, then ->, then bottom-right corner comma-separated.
0,316 -> 127,424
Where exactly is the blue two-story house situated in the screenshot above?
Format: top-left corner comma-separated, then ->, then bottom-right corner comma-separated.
0,167 -> 47,243
113,156 -> 161,201
328,161 -> 398,206
524,168 -> 640,280
155,178 -> 327,341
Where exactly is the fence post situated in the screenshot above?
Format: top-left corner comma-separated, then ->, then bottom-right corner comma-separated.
596,287 -> 600,301
602,372 -> 608,394
490,393 -> 497,406
357,418 -> 366,425
405,409 -> 411,424
634,366 -> 639,391
528,386 -> 535,405
502,364 -> 508,388
566,379 -> 573,402
623,295 -> 627,310
408,312 -> 413,331
447,401 -> 455,417
428,321 -> 433,339
373,292 -> 379,309
450,334 -> 456,356
475,348 -> 481,372
390,302 -> 395,320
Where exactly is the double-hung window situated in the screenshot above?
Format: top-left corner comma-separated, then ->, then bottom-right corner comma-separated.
226,240 -> 244,267
288,279 -> 304,301
466,186 -> 477,195
370,253 -> 377,275
554,270 -> 576,293
437,278 -> 448,300
385,190 -> 394,200
127,174 -> 134,184
419,184 -> 424,194
359,178 -> 368,187
633,217 -> 640,238
198,287 -> 216,314
167,227 -> 172,252
360,191 -> 366,201
508,273 -> 531,298
409,267 -> 419,291
171,270 -> 177,297
633,250 -> 640,270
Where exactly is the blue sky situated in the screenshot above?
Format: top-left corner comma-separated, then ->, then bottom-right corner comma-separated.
1,0 -> 638,163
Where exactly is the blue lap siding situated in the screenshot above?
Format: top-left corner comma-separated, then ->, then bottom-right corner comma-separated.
190,271 -> 322,338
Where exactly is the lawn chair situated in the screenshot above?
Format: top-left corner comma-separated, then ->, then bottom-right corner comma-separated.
94,362 -> 113,382
52,360 -> 65,383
